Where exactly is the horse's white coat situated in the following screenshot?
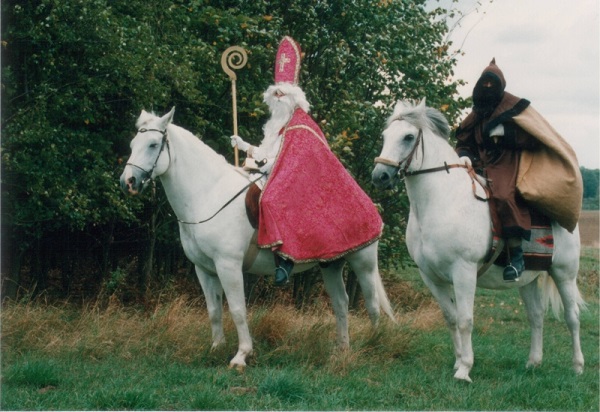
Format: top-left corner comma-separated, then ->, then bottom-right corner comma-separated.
120,108 -> 395,369
372,100 -> 585,382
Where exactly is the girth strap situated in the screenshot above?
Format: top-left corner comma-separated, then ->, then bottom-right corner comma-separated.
477,238 -> 505,277
242,230 -> 260,272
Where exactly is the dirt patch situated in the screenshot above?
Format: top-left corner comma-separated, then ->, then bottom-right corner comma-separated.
579,210 -> 599,248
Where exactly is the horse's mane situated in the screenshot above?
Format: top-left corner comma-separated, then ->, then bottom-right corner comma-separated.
170,123 -> 236,169
387,100 -> 451,139
136,110 -> 237,170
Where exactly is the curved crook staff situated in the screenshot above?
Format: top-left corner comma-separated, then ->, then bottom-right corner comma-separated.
221,46 -> 248,167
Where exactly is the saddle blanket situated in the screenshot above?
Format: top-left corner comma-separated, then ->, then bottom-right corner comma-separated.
492,214 -> 553,271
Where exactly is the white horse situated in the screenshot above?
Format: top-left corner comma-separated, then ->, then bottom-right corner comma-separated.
120,108 -> 395,370
371,99 -> 585,383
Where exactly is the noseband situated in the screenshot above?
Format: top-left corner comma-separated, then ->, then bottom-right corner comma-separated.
374,127 -> 424,178
126,128 -> 170,185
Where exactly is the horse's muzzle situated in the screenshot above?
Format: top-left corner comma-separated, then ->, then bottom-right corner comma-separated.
119,175 -> 136,195
371,163 -> 398,189
119,171 -> 147,195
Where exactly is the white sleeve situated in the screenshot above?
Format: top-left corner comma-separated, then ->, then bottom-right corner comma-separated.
251,135 -> 283,162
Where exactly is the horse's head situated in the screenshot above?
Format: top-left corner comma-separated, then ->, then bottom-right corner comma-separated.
371,99 -> 450,189
120,107 -> 175,195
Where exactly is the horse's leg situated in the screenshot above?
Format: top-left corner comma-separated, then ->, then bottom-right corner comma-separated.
450,268 -> 477,383
195,265 -> 226,348
320,260 -> 350,349
550,268 -> 585,374
418,271 -> 464,377
345,245 -> 382,326
518,276 -> 545,369
421,263 -> 477,383
214,258 -> 253,371
551,225 -> 585,374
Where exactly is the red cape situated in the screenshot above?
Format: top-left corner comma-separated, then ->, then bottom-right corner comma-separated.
258,109 -> 383,263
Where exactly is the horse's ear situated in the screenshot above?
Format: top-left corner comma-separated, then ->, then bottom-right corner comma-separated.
159,107 -> 176,129
393,100 -> 409,116
417,98 -> 427,109
136,110 -> 154,128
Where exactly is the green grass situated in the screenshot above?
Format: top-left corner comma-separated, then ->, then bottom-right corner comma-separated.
1,250 -> 598,410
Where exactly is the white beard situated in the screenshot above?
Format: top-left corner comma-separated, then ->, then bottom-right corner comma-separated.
262,98 -> 294,145
253,83 -> 310,160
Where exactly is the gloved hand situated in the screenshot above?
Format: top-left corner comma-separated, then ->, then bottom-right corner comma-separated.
230,135 -> 250,152
489,123 -> 505,146
259,158 -> 274,174
459,156 -> 472,167
489,124 -> 505,137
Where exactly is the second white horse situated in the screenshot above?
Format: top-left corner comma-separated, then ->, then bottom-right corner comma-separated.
372,99 -> 585,383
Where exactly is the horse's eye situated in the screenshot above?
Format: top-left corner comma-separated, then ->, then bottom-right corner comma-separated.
149,143 -> 158,149
404,134 -> 415,141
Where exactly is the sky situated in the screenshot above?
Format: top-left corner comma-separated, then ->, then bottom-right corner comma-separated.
431,0 -> 600,169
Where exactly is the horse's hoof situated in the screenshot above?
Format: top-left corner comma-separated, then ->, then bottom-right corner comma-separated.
228,362 -> 246,373
453,370 -> 473,384
211,338 -> 226,351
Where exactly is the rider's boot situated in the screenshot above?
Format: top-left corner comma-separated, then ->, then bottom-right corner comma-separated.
274,256 -> 294,287
503,240 -> 524,282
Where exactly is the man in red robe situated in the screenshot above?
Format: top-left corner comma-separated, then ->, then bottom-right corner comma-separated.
231,36 -> 383,286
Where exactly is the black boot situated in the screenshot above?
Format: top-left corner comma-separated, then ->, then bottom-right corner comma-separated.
274,258 -> 294,287
503,245 -> 524,282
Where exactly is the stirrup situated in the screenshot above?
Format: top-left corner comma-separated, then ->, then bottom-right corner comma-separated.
274,266 -> 290,286
503,264 -> 521,282
503,244 -> 524,282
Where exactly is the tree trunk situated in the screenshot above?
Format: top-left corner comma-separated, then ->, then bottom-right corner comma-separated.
138,186 -> 158,295
2,229 -> 23,301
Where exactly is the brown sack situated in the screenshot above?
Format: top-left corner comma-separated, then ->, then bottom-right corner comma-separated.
514,106 -> 583,232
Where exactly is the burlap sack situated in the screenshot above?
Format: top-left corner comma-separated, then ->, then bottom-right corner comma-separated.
515,106 -> 583,232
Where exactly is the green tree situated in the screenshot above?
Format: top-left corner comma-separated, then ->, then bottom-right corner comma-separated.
580,167 -> 599,210
1,0 -> 466,299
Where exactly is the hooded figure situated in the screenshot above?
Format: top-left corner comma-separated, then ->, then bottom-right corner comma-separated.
455,58 -> 582,282
231,36 -> 383,286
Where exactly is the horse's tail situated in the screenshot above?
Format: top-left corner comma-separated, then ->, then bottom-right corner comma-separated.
375,270 -> 397,324
540,273 -> 587,319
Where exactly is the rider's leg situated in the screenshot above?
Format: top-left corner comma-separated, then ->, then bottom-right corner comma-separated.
503,237 -> 524,282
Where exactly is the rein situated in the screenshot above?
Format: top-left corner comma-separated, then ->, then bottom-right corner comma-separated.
126,128 -> 170,185
374,127 -> 489,202
176,173 -> 265,225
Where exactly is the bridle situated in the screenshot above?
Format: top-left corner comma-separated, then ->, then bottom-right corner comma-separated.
125,127 -> 264,225
374,127 -> 425,179
125,128 -> 170,186
373,121 -> 489,201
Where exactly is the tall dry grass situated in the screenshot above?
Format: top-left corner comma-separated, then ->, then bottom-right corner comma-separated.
1,289 -> 427,370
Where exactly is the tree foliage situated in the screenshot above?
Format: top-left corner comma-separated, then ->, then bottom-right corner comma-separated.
1,0 -> 467,298
580,167 -> 599,209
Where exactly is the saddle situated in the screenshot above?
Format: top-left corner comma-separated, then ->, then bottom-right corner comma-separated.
245,182 -> 261,229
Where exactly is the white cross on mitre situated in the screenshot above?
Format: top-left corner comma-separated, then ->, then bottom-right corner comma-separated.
278,53 -> 291,72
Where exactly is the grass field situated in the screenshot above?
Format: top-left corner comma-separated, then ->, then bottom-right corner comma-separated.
1,247 -> 598,410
